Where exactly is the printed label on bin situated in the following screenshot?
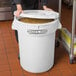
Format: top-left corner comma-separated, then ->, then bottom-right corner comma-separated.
27,29 -> 47,34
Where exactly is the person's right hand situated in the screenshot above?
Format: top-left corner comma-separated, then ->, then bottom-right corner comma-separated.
14,9 -> 23,17
14,4 -> 23,17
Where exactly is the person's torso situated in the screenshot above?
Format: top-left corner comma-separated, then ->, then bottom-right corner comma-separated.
21,0 -> 39,9
11,0 -> 39,10
21,0 -> 38,5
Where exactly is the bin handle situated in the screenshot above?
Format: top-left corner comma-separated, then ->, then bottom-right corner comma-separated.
27,29 -> 47,34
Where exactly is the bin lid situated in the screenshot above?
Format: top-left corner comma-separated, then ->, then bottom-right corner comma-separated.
15,10 -> 59,19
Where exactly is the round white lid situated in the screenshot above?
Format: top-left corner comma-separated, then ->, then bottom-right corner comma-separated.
14,10 -> 59,19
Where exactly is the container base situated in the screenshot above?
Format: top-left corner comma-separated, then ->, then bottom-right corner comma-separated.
20,63 -> 54,73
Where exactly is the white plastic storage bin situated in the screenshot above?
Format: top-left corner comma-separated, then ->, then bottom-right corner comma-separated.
12,10 -> 61,73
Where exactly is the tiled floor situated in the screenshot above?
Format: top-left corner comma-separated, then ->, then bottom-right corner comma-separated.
0,4 -> 76,76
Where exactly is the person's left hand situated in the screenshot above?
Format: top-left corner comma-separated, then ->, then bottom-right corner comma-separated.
43,5 -> 53,11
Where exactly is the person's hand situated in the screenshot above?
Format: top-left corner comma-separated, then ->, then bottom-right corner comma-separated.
43,5 -> 53,11
14,4 -> 23,17
14,9 -> 23,17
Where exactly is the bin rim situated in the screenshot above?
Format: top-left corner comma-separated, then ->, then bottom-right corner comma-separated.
14,10 -> 59,19
14,16 -> 59,26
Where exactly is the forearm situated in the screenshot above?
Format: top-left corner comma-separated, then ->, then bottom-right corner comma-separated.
14,1 -> 22,17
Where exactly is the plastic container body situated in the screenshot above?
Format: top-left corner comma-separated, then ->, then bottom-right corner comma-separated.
12,10 -> 61,73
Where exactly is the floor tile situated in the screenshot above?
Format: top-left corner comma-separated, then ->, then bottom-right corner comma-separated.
0,71 -> 11,76
60,69 -> 74,76
49,68 -> 61,76
10,62 -> 21,71
11,70 -> 24,76
0,65 -> 10,72
23,70 -> 37,76
0,56 -> 8,65
37,72 -> 49,76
